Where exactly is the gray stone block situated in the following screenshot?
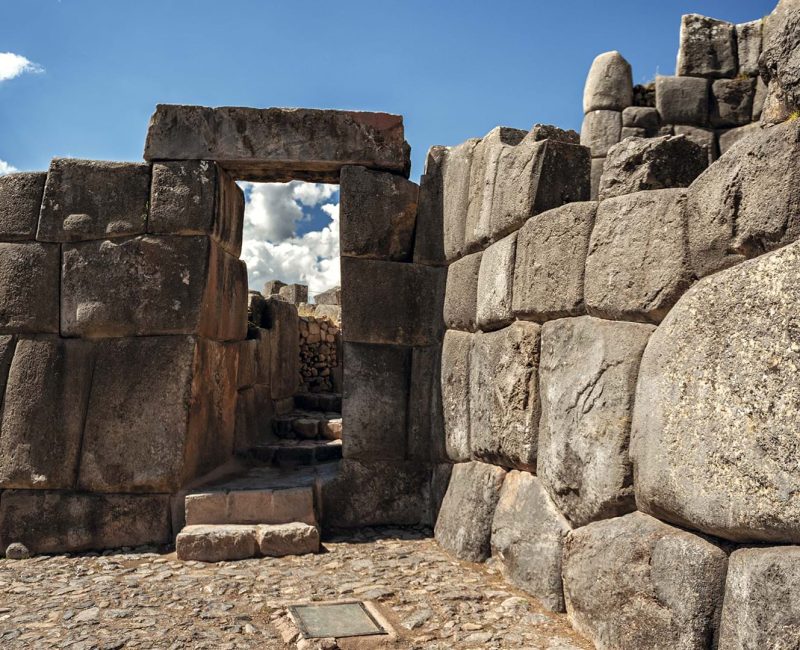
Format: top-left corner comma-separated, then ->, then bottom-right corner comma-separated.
434,461 -> 506,562
598,135 -> 707,201
0,337 -> 93,489
263,279 -> 286,296
759,5 -> 800,114
444,251 -> 481,332
736,20 -> 763,77
0,172 -> 46,240
441,330 -> 473,462
278,283 -> 308,304
529,124 -> 580,143
257,522 -> 319,557
563,512 -> 728,650
185,484 -> 314,527
590,158 -> 604,200
476,233 -> 516,331
413,146 -> 447,266
313,285 -> 341,305
512,202 -> 595,322
342,342 -> 409,461
340,165 -> 418,262
470,322 -> 540,471
37,159 -> 150,242
585,189 -> 692,324
442,139 -> 479,262
631,240 -> 800,543
407,345 -> 445,463
676,14 -> 738,78
621,106 -> 659,131
717,122 -> 761,155
0,242 -> 59,334
656,76 -> 709,126
710,78 -> 756,127
583,51 -> 633,113
752,76 -> 768,119
580,110 -> 622,158
490,470 -> 571,612
718,547 -> 800,649
176,525 -> 258,562
144,105 -> 410,182
538,316 -> 654,527
264,297 -> 300,400
620,126 -> 646,139
673,125 -> 718,165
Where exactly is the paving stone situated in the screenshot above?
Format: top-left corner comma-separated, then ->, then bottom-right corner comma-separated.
583,51 -> 633,113
710,78 -> 756,127
537,316 -> 654,528
476,232 -> 516,331
621,106 -> 659,131
176,525 -> 258,563
442,139 -> 479,262
736,20 -> 763,77
0,242 -> 59,334
676,14 -> 738,78
0,172 -> 46,240
444,251 -> 482,332
512,202 -> 595,322
37,159 -> 150,242
673,125 -> 717,165
413,146 -> 447,266
655,76 -> 709,126
256,523 -> 319,557
441,330 -> 473,462
580,110 -> 621,158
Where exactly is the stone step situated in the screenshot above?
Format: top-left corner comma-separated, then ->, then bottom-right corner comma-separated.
294,392 -> 342,412
272,410 -> 342,441
239,439 -> 342,467
176,522 -> 320,562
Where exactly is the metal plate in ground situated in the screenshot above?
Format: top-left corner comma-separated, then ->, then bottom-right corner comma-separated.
288,602 -> 387,639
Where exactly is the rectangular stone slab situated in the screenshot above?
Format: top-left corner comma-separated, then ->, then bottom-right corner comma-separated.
0,172 -> 46,241
0,242 -> 60,334
143,105 -> 410,182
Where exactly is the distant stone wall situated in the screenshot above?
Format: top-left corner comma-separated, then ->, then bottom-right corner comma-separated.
297,305 -> 342,394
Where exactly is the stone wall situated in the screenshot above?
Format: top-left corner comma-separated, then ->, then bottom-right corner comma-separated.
297,306 -> 342,394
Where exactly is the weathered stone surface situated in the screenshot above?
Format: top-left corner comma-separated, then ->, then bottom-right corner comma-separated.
512,202 -> 595,322
563,512 -> 728,650
234,387 -> 259,451
710,78 -> 756,127
144,105 -> 410,182
718,547 -> 800,649
0,172 -> 46,240
759,5 -> 800,114
673,125 -> 717,165
413,146 -> 447,266
752,76 -> 768,119
676,14 -> 738,78
476,233 -> 516,331
435,461 -> 506,563
686,119 -> 800,278
149,160 -> 244,257
314,285 -> 341,305
736,20 -> 763,77
0,242 -> 59,334
4,542 -> 29,560
341,257 -> 445,346
470,322 -> 540,470
717,122 -> 762,155
263,296 -> 299,399
340,165 -> 418,262
263,279 -> 286,296
278,283 -> 307,305
585,189 -> 692,324
760,78 -> 795,123
537,317 -> 654,527
580,110 -> 622,157
185,485 -> 315,526
0,490 -> 171,554
176,525 -> 257,562
62,236 -> 247,340
620,126 -> 646,139
342,342 -> 409,461
407,345 -> 445,463
590,158 -> 604,200
583,51 -> 633,113
0,337 -> 93,489
444,251 -> 481,332
442,139 -> 479,262
257,522 -> 319,557
530,124 -> 580,143
490,471 -> 571,612
622,106 -> 659,131
37,159 -> 150,242
656,76 -> 709,126
441,330 -> 473,462
631,241 -> 800,543
598,135 -> 707,201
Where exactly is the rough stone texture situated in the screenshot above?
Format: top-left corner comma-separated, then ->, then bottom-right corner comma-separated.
61,235 -> 247,341
655,76 -> 709,126
149,160 -> 244,257
490,471 -> 571,612
0,172 -> 46,240
341,257 -> 445,346
0,490 -> 171,554
407,345 -> 446,463
686,119 -> 800,279
176,525 -> 257,563
583,51 -> 633,113
760,78 -> 796,124
342,342 -> 409,461
580,110 -> 622,158
673,125 -> 717,165
676,14 -> 738,79
444,251 -> 481,332
442,139 -> 479,262
257,522 -> 320,557
622,106 -> 659,131
585,188 -> 692,324
562,512 -> 728,650
441,330 -> 473,463
4,542 -> 29,560
759,5 -> 800,115
717,122 -> 761,155
590,158 -> 604,200
620,127 -> 646,139
413,146 -> 447,266
598,135 -> 707,201
470,322 -> 540,471
233,387 -> 259,451
277,283 -> 307,305
313,285 -> 341,305
144,105 -> 411,182
530,123 -> 580,143
340,165 -> 418,262
710,78 -> 756,127
752,76 -> 768,119
263,279 -> 286,296
736,20 -> 763,77
0,242 -> 59,334
185,484 -> 315,527
631,240 -> 800,543
512,202 -> 595,322
718,547 -> 800,649
37,159 -> 150,242
476,233 -> 516,331
537,317 -> 654,528
0,337 -> 93,489
264,296 -> 300,400
434,461 -> 506,563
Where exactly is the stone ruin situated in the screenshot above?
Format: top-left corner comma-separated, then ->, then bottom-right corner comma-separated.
0,0 -> 799,646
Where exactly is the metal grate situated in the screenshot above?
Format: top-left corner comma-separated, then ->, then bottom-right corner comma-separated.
288,602 -> 388,639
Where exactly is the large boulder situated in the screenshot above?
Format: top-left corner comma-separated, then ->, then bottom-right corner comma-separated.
562,511 -> 728,650
583,51 -> 633,113
676,14 -> 737,78
632,240 -> 800,543
440,330 -> 473,462
538,317 -> 654,527
490,471 -> 571,612
0,172 -> 46,240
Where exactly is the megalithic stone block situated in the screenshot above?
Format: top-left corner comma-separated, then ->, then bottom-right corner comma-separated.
710,78 -> 756,127
655,76 -> 710,126
759,6 -> 800,118
143,105 -> 411,182
441,330 -> 473,462
583,51 -> 634,113
407,345 -> 446,463
444,251 -> 482,332
149,160 -> 244,257
476,233 -> 516,331
264,297 -> 300,400
0,242 -> 60,334
581,110 -> 622,158
736,20 -> 763,77
278,283 -> 308,304
37,159 -> 151,242
340,165 -> 418,262
676,14 -> 738,79
673,125 -> 717,166
0,172 -> 46,241
442,139 -> 479,262
413,146 -> 447,266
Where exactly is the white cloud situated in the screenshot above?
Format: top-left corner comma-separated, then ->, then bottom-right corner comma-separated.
0,53 -> 44,82
0,160 -> 18,176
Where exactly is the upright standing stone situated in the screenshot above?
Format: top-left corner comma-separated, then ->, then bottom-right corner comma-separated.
413,146 -> 447,266
441,330 -> 473,462
736,20 -> 763,77
476,233 -> 516,331
407,345 -> 445,463
442,139 -> 479,262
656,76 -> 709,126
583,51 -> 633,113
581,110 -> 622,157
263,279 -> 286,296
443,251 -> 482,332
0,172 -> 46,240
676,14 -> 738,78
264,297 -> 300,400
0,243 -> 60,334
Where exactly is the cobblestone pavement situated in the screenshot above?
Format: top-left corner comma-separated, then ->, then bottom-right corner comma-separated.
0,527 -> 591,649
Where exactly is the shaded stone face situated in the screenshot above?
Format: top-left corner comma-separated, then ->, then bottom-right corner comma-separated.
441,330 -> 473,462
655,76 -> 709,126
413,146 -> 447,266
0,172 -> 46,240
759,5 -> 800,114
407,345 -> 446,463
710,78 -> 756,127
736,20 -> 763,77
263,297 -> 300,400
444,251 -> 482,332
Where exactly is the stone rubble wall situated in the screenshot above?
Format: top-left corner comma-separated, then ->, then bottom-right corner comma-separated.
297,307 -> 342,394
